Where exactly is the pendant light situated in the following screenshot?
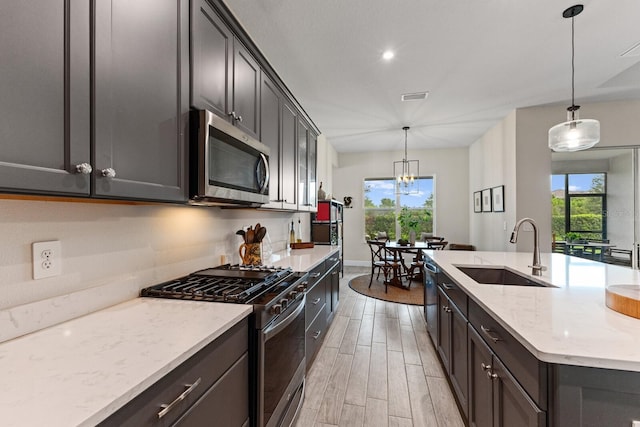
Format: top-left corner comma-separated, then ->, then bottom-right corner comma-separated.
548,4 -> 600,152
394,126 -> 419,195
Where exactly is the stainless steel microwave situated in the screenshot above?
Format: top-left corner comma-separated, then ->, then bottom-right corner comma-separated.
190,110 -> 270,206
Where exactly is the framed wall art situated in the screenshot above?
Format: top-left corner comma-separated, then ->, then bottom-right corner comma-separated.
481,188 -> 492,212
473,191 -> 482,213
492,185 -> 504,212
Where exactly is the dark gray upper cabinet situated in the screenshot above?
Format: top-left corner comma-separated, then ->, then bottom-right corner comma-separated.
260,74 -> 283,209
0,0 -> 91,196
297,118 -> 317,212
94,0 -> 189,202
232,42 -> 260,139
191,0 -> 260,140
281,100 -> 298,209
191,0 -> 232,121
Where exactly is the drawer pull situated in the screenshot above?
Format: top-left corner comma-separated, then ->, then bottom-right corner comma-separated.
158,377 -> 202,419
441,283 -> 455,290
312,298 -> 321,305
442,305 -> 452,313
481,362 -> 492,371
480,325 -> 501,343
310,272 -> 322,278
313,330 -> 322,339
486,370 -> 498,380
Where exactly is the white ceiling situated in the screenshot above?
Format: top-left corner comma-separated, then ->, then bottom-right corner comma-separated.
225,0 -> 640,153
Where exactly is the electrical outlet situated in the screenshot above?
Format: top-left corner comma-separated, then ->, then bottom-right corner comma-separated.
32,240 -> 62,279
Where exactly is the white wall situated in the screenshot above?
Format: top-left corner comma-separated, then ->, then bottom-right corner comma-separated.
316,134 -> 338,199
333,148 -> 469,264
0,197 -> 309,340
607,152 -> 635,250
469,111 -> 517,251
470,99 -> 640,254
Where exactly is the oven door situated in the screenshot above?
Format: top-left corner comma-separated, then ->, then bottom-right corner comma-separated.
259,295 -> 306,427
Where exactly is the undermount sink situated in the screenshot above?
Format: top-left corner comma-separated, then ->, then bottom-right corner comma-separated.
456,266 -> 554,288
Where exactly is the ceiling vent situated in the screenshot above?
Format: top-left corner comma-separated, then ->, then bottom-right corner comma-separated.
401,91 -> 429,101
621,41 -> 640,57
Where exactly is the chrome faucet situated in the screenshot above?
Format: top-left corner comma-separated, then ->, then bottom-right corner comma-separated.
510,218 -> 546,276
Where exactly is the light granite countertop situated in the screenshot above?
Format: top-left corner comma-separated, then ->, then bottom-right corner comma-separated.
426,250 -> 640,372
0,245 -> 339,427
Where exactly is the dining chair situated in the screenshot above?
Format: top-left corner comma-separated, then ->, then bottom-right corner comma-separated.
366,240 -> 398,292
429,241 -> 448,250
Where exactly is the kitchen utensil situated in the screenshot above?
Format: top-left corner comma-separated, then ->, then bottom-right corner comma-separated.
236,229 -> 246,242
246,227 -> 255,244
239,242 -> 261,265
255,226 -> 266,243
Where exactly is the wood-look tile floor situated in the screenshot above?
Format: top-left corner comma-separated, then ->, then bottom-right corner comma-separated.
294,268 -> 465,427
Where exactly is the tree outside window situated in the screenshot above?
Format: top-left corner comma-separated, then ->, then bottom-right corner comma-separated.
363,178 -> 434,240
551,173 -> 606,240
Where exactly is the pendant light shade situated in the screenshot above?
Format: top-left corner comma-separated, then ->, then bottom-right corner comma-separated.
548,4 -> 600,152
394,126 -> 419,195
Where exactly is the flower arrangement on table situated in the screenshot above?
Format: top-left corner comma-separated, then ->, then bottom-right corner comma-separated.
396,207 -> 431,244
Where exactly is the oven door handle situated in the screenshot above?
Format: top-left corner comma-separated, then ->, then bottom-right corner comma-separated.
264,296 -> 305,341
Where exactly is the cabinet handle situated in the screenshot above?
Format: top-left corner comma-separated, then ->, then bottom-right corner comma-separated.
486,371 -> 498,380
312,297 -> 321,305
228,111 -> 237,120
157,377 -> 202,419
236,115 -> 243,122
480,325 -> 501,343
310,272 -> 321,278
442,305 -> 452,313
441,283 -> 455,290
74,163 -> 93,175
481,362 -> 492,371
101,168 -> 116,178
313,330 -> 322,339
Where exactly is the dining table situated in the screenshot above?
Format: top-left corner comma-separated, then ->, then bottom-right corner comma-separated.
383,241 -> 434,288
557,240 -> 617,262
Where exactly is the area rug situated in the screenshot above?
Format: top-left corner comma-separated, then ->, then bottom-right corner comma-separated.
348,274 -> 424,306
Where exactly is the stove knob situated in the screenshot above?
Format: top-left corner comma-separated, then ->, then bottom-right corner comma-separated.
296,284 -> 306,293
280,298 -> 288,309
271,304 -> 282,315
288,291 -> 298,299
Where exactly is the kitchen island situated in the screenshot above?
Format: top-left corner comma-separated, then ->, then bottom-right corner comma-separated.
425,250 -> 640,426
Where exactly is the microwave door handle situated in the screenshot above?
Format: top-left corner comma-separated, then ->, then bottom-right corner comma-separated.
257,153 -> 270,194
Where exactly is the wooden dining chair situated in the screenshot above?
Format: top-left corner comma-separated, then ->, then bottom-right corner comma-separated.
428,241 -> 448,250
366,240 -> 398,292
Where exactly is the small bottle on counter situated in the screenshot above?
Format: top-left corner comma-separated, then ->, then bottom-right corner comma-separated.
289,221 -> 295,244
297,219 -> 302,243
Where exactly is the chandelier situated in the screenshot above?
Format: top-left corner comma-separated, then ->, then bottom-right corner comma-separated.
394,126 -> 419,195
548,4 -> 600,152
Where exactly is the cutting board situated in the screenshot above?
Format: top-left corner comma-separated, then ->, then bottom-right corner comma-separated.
605,284 -> 640,319
290,242 -> 314,249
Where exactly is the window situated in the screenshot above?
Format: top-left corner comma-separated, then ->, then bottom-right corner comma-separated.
363,177 -> 434,240
551,173 -> 606,240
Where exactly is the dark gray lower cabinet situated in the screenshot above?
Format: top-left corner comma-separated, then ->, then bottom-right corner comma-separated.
468,325 -> 545,427
552,364 -> 640,427
437,288 -> 468,419
98,319 -> 249,427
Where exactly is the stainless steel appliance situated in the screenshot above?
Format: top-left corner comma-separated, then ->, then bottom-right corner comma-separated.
423,258 -> 439,347
141,264 -> 308,427
190,110 -> 270,206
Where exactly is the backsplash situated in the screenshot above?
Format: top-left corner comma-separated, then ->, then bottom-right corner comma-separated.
0,198 -> 307,342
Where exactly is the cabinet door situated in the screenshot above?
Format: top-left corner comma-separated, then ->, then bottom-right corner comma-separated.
468,325 -> 494,427
450,301 -> 469,420
281,101 -> 297,209
259,74 -> 282,208
232,42 -> 260,140
329,262 -> 340,314
191,0 -> 232,120
297,118 -> 309,210
437,288 -> 452,370
94,0 -> 188,201
492,356 -> 546,427
0,0 -> 90,195
307,130 -> 318,210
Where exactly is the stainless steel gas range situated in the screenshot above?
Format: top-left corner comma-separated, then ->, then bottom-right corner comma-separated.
141,264 -> 309,427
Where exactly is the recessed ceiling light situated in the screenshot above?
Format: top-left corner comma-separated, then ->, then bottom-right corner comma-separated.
401,91 -> 429,101
382,50 -> 394,61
